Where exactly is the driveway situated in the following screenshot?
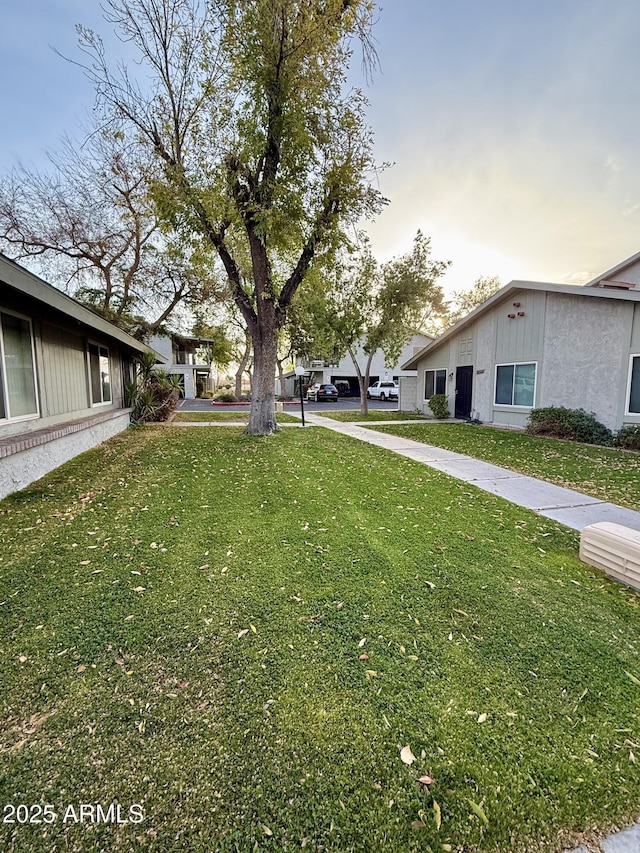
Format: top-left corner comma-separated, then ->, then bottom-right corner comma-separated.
177,397 -> 400,413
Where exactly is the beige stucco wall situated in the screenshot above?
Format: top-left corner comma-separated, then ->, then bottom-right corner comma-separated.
412,288 -> 640,431
541,293 -> 633,431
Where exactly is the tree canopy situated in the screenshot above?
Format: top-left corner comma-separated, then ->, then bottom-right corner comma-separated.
290,231 -> 450,413
77,0 -> 383,432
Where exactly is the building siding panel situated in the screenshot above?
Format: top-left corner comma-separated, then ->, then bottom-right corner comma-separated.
40,323 -> 88,415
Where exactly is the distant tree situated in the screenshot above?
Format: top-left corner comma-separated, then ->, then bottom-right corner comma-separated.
292,232 -> 450,415
0,135 -> 217,339
447,275 -> 502,326
77,0 -> 384,434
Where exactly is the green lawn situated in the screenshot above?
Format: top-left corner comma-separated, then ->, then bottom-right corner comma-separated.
1,427 -> 639,852
369,422 -> 640,510
319,410 -> 428,422
173,410 -> 301,423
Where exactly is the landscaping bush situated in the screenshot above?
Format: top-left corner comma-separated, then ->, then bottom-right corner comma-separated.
126,353 -> 180,424
213,389 -> 237,403
526,406 -> 613,445
614,424 -> 640,451
428,393 -> 450,419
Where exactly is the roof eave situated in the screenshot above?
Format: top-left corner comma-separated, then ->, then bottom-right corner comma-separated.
1,255 -> 165,361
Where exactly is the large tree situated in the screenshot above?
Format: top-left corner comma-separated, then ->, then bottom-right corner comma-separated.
79,0 -> 383,434
291,231 -> 450,414
446,275 -> 502,327
0,135 -> 217,339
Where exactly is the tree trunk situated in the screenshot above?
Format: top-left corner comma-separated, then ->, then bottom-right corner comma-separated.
348,346 -> 374,417
235,334 -> 252,400
245,311 -> 278,435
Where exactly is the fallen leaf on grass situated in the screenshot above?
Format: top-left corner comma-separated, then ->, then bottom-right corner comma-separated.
365,670 -> 378,680
477,713 -> 488,724
76,664 -> 86,673
417,775 -> 435,787
468,799 -> 489,826
433,801 -> 442,829
358,638 -> 366,647
400,745 -> 416,765
238,629 -> 249,639
625,670 -> 640,686
261,825 -> 273,836
411,820 -> 426,830
358,653 -> 369,661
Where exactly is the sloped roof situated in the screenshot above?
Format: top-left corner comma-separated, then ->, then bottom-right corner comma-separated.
584,250 -> 640,288
402,279 -> 640,370
0,254 -> 164,360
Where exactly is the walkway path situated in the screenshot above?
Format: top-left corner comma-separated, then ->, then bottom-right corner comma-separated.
299,413 -> 640,533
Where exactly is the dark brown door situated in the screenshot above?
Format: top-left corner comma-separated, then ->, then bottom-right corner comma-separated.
455,366 -> 473,419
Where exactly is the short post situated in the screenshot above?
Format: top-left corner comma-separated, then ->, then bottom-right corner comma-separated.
294,365 -> 306,427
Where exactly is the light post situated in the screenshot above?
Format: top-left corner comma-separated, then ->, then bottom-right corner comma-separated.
294,365 -> 306,426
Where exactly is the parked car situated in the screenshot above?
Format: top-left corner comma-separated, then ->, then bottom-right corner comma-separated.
334,381 -> 354,397
367,380 -> 399,401
306,382 -> 339,402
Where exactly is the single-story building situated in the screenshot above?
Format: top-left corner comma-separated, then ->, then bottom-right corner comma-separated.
0,254 -> 162,500
401,252 -> 640,432
278,333 -> 432,398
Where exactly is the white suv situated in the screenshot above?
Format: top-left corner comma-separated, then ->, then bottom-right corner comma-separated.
367,380 -> 399,401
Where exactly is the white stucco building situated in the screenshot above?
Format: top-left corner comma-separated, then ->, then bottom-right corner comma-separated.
402,252 -> 640,432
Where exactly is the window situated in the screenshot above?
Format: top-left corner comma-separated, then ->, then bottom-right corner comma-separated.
88,343 -> 112,405
495,362 -> 536,407
424,368 -> 446,399
627,355 -> 640,414
0,310 -> 38,420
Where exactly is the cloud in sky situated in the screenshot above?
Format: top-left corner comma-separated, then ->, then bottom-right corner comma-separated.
360,0 -> 640,292
0,1 -> 639,296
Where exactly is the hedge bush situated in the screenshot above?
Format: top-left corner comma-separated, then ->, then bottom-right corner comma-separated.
213,390 -> 237,403
526,406 -> 613,446
428,394 -> 450,419
614,424 -> 640,451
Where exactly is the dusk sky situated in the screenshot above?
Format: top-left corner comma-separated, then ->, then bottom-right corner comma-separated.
1,1 -> 639,296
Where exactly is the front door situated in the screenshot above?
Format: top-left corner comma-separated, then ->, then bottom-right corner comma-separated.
455,366 -> 473,419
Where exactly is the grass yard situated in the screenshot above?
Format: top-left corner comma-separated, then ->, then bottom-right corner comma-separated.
173,411 -> 301,423
1,426 -> 639,852
318,411 -> 428,422
369,422 -> 640,510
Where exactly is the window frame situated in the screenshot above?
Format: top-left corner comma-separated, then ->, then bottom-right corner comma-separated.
625,353 -> 640,416
494,360 -> 537,408
87,341 -> 113,407
424,368 -> 447,401
0,307 -> 40,422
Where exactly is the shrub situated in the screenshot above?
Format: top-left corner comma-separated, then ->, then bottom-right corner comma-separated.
614,424 -> 640,451
126,355 -> 180,424
213,390 -> 237,403
526,407 -> 613,446
428,394 -> 450,419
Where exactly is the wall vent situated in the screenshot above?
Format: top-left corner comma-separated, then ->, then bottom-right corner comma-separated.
580,522 -> 640,591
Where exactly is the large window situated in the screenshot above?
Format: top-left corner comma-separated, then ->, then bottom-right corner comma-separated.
88,343 -> 112,405
424,368 -> 447,399
627,355 -> 640,414
0,310 -> 38,420
495,362 -> 536,407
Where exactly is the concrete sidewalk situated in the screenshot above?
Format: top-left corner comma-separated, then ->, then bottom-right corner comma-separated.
300,413 -> 640,533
